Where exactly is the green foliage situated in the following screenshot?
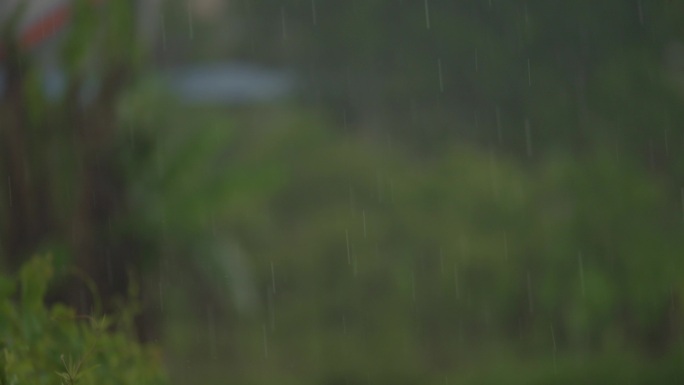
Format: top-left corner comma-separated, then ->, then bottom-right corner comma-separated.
156,104 -> 684,384
0,255 -> 168,385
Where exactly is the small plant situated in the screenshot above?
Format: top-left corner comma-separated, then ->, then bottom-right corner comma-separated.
0,255 -> 168,385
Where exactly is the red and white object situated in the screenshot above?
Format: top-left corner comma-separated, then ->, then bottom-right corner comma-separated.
0,0 -> 72,51
0,0 -> 162,56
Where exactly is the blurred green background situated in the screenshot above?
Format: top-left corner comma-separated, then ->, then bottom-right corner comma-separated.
2,0 -> 684,384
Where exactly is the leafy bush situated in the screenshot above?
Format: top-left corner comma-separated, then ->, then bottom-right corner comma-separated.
0,255 -> 168,385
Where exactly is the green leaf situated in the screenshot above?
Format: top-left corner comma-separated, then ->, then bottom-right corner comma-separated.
19,255 -> 53,312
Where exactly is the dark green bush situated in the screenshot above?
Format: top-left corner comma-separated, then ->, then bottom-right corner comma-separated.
0,255 -> 168,385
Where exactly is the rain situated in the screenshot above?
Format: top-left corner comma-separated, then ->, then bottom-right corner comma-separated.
1,1 -> 683,384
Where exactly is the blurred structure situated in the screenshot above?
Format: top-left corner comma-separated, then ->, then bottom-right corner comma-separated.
0,0 -> 161,52
0,0 -> 295,104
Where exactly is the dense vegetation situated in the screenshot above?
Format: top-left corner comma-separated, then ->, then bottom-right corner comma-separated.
2,0 -> 684,384
0,255 -> 167,385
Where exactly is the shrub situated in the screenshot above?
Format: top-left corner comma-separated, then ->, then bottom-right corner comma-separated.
0,255 -> 168,385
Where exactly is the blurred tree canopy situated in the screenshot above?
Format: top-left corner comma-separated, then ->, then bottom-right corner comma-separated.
2,1 -> 684,384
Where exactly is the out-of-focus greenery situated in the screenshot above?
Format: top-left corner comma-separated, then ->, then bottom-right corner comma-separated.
3,0 -> 684,384
154,108 -> 684,384
0,255 -> 168,385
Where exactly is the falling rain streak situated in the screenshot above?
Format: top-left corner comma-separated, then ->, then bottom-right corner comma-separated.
527,58 -> 532,86
389,179 -> 395,203
527,271 -> 533,313
270,261 -> 276,294
345,229 -> 351,264
377,170 -> 383,202
311,0 -> 317,25
159,279 -> 164,311
268,291 -> 275,331
161,15 -> 167,50
437,59 -> 444,92
362,210 -> 367,238
454,264 -> 460,298
439,247 -> 444,274
262,324 -> 268,359
551,324 -> 557,372
207,306 -> 216,359
187,1 -> 194,39
281,7 -> 287,39
525,119 -> 532,157
7,177 -> 11,208
489,150 -> 499,198
503,231 -> 509,260
495,105 -> 503,144
579,252 -> 585,296
424,0 -> 431,29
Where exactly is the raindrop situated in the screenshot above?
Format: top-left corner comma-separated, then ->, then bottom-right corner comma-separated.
681,188 -> 684,222
649,140 -> 655,170
489,149 -> 499,198
424,0 -> 431,29
342,315 -> 347,334
527,58 -> 532,86
7,176 -> 12,208
345,229 -> 351,264
503,231 -> 509,260
268,291 -> 275,331
459,234 -> 468,257
106,251 -> 113,284
475,50 -> 479,72
389,179 -> 395,203
262,323 -> 268,358
495,105 -> 502,144
270,261 -> 276,294
523,2 -> 529,25
454,264 -> 460,298
437,58 -> 444,92
159,278 -> 164,311
161,14 -> 167,51
207,305 -> 217,359
281,7 -> 287,39
525,119 -> 532,157
411,271 -> 416,302
579,251 -> 585,296
187,1 -> 194,39
376,170 -> 383,202
362,210 -> 367,238
349,186 -> 355,214
527,271 -> 533,313
353,247 -> 358,276
665,122 -> 670,156
637,0 -> 644,25
551,323 -> 557,372
439,247 -> 444,274
311,0 -> 317,25
343,109 -> 348,130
